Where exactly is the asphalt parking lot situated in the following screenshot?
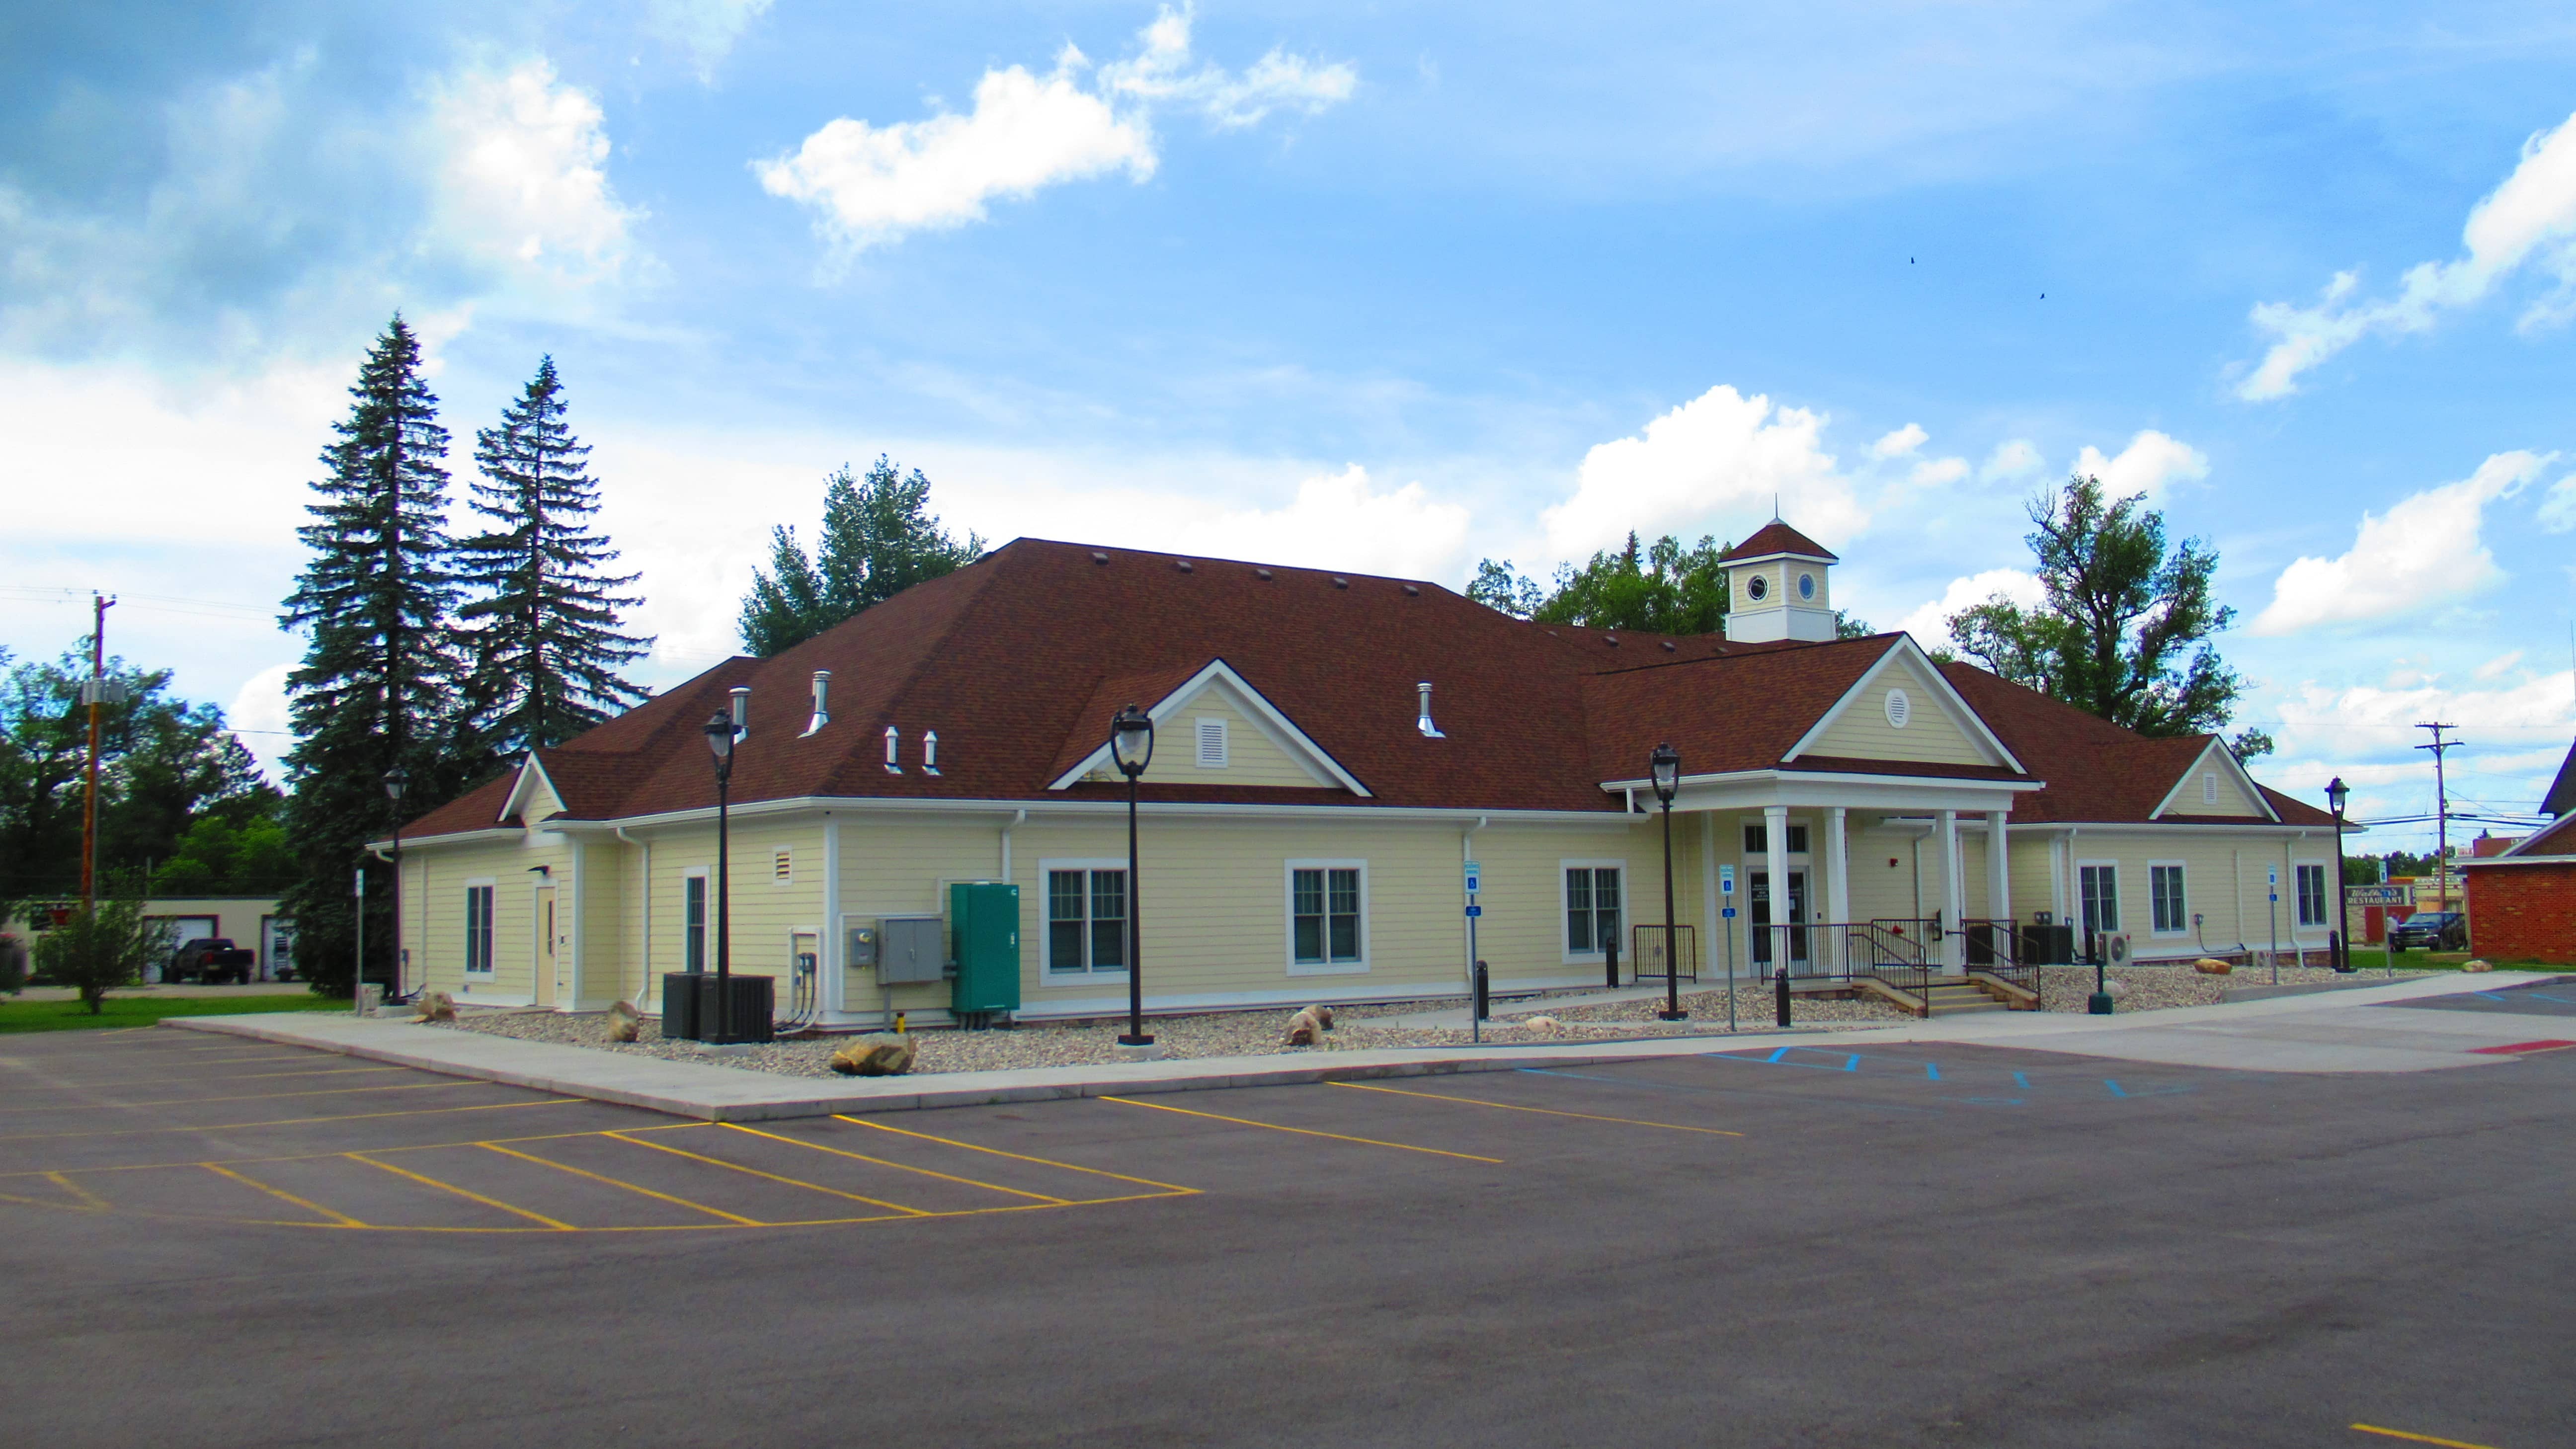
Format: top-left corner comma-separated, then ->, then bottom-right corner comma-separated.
2386,974 -> 2576,1019
2,1027 -> 2569,1448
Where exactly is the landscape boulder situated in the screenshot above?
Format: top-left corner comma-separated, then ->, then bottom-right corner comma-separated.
1520,1015 -> 1564,1032
2193,958 -> 2233,975
830,1035 -> 917,1076
411,990 -> 456,1023
2462,959 -> 2494,973
1283,1006 -> 1332,1046
606,999 -> 642,1042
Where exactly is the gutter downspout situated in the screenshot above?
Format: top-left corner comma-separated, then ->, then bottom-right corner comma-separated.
1463,816 -> 1488,990
616,826 -> 648,1009
822,814 -> 843,1020
1002,808 -> 1025,883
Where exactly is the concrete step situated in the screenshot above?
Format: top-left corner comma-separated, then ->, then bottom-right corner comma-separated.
1927,998 -> 2007,1014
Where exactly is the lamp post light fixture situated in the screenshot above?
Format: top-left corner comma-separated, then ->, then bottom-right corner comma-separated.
2326,775 -> 2351,972
703,711 -> 738,1042
1650,742 -> 1686,1022
383,766 -> 409,1001
1109,705 -> 1155,1047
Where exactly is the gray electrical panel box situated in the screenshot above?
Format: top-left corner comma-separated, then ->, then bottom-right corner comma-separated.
876,916 -> 947,984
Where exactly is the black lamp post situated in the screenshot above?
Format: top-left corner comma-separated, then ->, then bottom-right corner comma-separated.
703,711 -> 737,1041
1650,743 -> 1686,1021
2327,775 -> 2351,972
1110,705 -> 1155,1046
383,766 -> 408,999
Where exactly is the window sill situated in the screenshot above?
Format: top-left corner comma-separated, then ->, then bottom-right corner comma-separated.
1041,970 -> 1130,987
1288,961 -> 1369,976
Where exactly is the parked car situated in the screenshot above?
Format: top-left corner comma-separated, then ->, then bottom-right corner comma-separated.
167,938 -> 257,984
2387,911 -> 2469,952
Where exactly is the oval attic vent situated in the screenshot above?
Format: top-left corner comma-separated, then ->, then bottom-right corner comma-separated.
1884,689 -> 1911,729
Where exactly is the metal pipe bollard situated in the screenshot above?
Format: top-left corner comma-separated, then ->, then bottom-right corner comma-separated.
1774,966 -> 1790,1028
1473,959 -> 1490,1025
1604,936 -> 1620,989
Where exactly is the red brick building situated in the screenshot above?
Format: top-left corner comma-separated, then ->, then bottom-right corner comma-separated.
2461,811 -> 2576,965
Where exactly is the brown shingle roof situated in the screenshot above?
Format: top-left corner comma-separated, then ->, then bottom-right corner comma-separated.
1720,521 -> 1838,562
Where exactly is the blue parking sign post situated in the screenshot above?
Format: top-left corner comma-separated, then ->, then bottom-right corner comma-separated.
1464,861 -> 1482,1042
1720,865 -> 1738,1033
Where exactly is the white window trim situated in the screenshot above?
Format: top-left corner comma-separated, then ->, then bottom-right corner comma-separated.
1195,716 -> 1228,769
463,876 -> 498,974
1558,857 -> 1629,965
1285,858 -> 1370,975
2076,858 -> 2123,936
681,867 -> 710,973
1038,857 -> 1131,982
2146,859 -> 2189,937
2292,858 -> 2334,932
1738,820 -> 1815,859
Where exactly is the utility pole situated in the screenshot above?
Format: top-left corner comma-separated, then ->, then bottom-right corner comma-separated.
2415,722 -> 2458,914
80,594 -> 117,911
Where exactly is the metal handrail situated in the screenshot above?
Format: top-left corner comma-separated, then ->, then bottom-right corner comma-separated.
1626,924 -> 1699,984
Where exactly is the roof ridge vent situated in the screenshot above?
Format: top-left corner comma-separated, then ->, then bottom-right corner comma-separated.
1416,681 -> 1445,739
1255,567 -> 1273,580
1174,558 -> 1193,572
1331,576 -> 1349,589
1091,551 -> 1110,564
1402,583 -> 1420,596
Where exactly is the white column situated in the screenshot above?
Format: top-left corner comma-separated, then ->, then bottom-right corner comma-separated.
1986,811 -> 2011,928
1764,804 -> 1790,974
1700,811 -> 1722,980
822,814 -> 844,1017
1825,807 -> 1851,973
566,840 -> 585,1008
1938,809 -> 1965,970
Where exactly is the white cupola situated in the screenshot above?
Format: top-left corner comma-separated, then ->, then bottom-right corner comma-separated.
1719,520 -> 1839,643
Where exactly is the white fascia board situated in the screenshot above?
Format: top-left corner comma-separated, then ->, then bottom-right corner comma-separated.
557,793 -> 1631,834
369,826 -> 524,851
1609,769 -> 2041,816
495,751 -> 560,825
1777,637 -> 2026,773
1722,547 -> 1836,567
2147,738 -> 2281,823
1044,658 -> 1371,796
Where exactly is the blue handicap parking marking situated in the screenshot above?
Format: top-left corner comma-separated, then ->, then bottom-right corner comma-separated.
1759,1046 -> 1862,1071
2012,1071 -> 2032,1090
1925,1063 -> 1941,1082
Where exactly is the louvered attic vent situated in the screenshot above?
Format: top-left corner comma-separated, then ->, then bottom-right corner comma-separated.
1197,718 -> 1228,768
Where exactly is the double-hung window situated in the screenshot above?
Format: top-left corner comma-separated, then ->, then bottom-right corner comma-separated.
1046,866 -> 1127,974
463,885 -> 495,974
2149,865 -> 2187,935
683,874 -> 708,971
1565,865 -> 1623,957
2296,864 -> 2330,928
1288,862 -> 1366,970
2078,863 -> 2121,938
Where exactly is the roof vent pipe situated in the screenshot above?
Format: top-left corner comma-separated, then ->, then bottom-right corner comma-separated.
802,670 -> 830,737
729,686 -> 750,741
1417,681 -> 1445,739
923,730 -> 940,775
883,725 -> 902,774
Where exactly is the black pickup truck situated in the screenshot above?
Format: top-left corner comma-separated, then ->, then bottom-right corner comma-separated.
167,938 -> 257,984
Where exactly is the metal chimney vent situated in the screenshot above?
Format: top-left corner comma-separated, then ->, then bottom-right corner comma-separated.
802,670 -> 831,737
729,686 -> 750,741
1416,681 -> 1445,739
883,725 -> 902,774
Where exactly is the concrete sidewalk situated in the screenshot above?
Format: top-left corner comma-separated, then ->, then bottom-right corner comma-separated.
164,969 -> 2556,1120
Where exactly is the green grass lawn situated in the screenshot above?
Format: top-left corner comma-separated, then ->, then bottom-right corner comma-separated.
0,993 -> 352,1034
2379,951 -> 2575,971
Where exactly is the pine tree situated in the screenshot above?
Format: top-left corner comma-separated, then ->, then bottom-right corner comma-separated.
737,456 -> 982,656
456,356 -> 650,759
278,316 -> 469,996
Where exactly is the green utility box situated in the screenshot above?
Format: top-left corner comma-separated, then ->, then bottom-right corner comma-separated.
948,881 -> 1022,1015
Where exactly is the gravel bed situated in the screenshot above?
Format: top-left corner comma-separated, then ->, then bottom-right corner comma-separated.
2033,962 -> 2438,1013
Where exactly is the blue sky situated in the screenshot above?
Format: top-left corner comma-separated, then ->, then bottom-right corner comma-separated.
6,0 -> 2576,850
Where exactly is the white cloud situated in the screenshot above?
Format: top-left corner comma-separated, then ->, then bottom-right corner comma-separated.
1909,456 -> 1969,487
2539,473 -> 2576,532
757,5 -> 1353,254
2073,429 -> 2207,502
2251,450 -> 2554,636
1895,568 -> 2043,651
1540,384 -> 1869,561
227,663 -> 296,782
425,60 -> 642,289
2239,109 -> 2576,401
2474,649 -> 2525,681
2273,665 -> 2576,770
645,0 -> 773,77
1981,438 -> 2043,482
1868,423 -> 1927,459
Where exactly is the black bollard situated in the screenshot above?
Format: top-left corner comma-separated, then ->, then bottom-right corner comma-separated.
1605,936 -> 1620,989
1774,966 -> 1791,1027
1473,958 -> 1490,1023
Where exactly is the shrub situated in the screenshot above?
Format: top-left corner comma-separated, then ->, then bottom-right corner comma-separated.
31,899 -> 159,1015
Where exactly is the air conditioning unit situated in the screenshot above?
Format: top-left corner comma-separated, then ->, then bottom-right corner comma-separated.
2104,932 -> 2134,966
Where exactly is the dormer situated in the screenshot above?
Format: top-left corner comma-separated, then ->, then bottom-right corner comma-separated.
1720,521 -> 1839,643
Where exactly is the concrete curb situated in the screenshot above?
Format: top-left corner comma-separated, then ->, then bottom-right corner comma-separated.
161,1014 -> 1845,1121
2220,975 -> 2460,1004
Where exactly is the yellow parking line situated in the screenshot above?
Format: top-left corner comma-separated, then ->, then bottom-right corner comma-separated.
0,1080 -> 485,1115
729,1123 -> 1069,1205
201,1162 -> 365,1227
832,1116 -> 1200,1193
1331,1080 -> 1746,1136
2351,1425 -> 2504,1448
1100,1096 -> 1504,1163
479,1143 -> 765,1225
0,1096 -> 585,1143
46,1172 -> 109,1210
605,1131 -> 932,1215
349,1152 -> 574,1230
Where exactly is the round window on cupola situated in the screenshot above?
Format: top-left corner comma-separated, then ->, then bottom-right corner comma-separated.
1747,574 -> 1769,602
1798,572 -> 1816,600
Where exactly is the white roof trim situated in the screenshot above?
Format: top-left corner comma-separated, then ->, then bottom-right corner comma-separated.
2146,738 -> 2279,823
495,752 -> 564,825
1723,547 -> 1836,566
1044,658 -> 1372,797
1779,637 -> 2026,773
